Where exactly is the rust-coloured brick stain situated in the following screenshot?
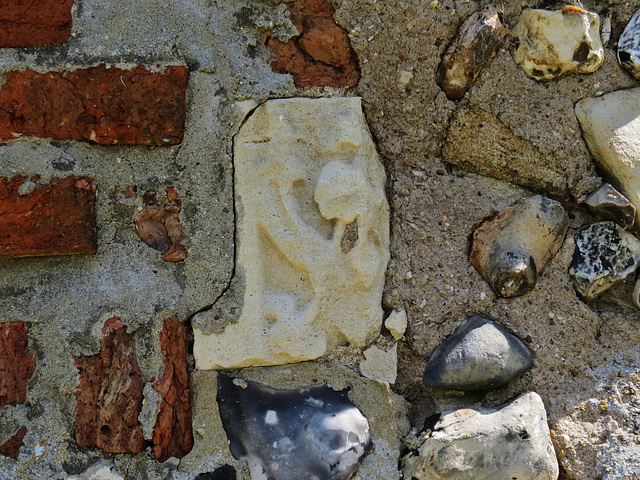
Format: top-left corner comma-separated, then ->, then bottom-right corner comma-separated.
0,427 -> 27,459
0,323 -> 36,408
0,0 -> 73,47
153,316 -> 193,461
265,0 -> 360,88
0,65 -> 188,145
0,175 -> 96,257
74,317 -> 146,454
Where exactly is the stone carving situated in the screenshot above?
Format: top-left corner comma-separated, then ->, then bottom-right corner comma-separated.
193,98 -> 389,369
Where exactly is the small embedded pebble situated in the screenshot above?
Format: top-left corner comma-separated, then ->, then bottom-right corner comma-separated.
618,9 -> 640,79
584,183 -> 636,230
385,309 -> 407,340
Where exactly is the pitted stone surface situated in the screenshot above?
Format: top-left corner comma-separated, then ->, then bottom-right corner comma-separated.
618,9 -> 640,79
193,97 -> 389,369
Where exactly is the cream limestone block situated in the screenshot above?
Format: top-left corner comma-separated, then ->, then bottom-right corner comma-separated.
193,97 -> 389,369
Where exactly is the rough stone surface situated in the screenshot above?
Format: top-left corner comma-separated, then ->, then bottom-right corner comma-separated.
193,97 -> 389,369
570,221 -> 640,301
584,183 -> 636,230
360,343 -> 397,384
617,8 -> 640,79
512,8 -> 604,81
265,0 -> 360,88
0,323 -> 36,408
0,426 -> 26,459
0,175 -> 96,257
385,309 -> 407,341
470,195 -> 569,298
423,315 -> 533,391
73,317 -> 146,454
436,6 -> 508,100
0,0 -> 73,47
152,316 -> 193,462
0,65 -> 188,146
402,392 -> 559,480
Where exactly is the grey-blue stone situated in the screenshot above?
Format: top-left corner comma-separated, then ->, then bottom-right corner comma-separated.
216,375 -> 372,480
423,315 -> 534,391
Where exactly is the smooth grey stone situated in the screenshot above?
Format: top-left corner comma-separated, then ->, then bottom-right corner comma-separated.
423,315 -> 533,391
217,375 -> 372,480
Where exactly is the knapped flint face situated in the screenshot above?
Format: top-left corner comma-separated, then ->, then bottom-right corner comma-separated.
216,375 -> 372,480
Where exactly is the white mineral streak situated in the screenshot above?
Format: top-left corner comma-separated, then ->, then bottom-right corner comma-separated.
385,309 -> 407,340
194,98 -> 389,369
512,8 -> 603,81
360,343 -> 397,384
576,88 -> 640,226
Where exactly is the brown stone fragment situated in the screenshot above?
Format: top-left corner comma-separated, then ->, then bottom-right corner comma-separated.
0,175 -> 96,257
0,427 -> 27,459
152,316 -> 193,462
0,0 -> 73,47
265,0 -> 360,88
0,65 -> 188,146
0,323 -> 36,408
74,317 -> 146,454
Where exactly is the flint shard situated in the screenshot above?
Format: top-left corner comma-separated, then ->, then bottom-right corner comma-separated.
216,375 -> 372,480
617,9 -> 640,79
423,315 -> 533,391
570,221 -> 640,301
584,183 -> 636,230
436,6 -> 508,100
512,8 -> 603,81
470,195 -> 569,298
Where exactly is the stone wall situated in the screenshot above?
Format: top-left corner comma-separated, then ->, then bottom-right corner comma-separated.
1,0 -> 640,479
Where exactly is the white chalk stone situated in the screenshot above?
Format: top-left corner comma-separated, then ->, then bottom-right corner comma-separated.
360,344 -> 397,384
193,98 -> 389,369
512,8 -> 603,81
385,309 -> 407,340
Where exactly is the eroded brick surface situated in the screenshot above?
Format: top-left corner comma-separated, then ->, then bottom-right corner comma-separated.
153,316 -> 193,461
265,0 -> 360,88
0,427 -> 27,459
0,65 -> 188,145
74,317 -> 146,454
0,323 -> 36,408
0,176 -> 96,257
0,0 -> 73,47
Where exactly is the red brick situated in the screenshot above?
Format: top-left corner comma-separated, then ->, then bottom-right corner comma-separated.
0,65 -> 188,145
0,175 -> 96,257
74,317 -> 146,454
0,427 -> 27,459
0,0 -> 73,47
152,316 -> 193,462
0,323 -> 36,408
265,0 -> 360,88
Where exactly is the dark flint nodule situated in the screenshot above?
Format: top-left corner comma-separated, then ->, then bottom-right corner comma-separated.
216,375 -> 372,480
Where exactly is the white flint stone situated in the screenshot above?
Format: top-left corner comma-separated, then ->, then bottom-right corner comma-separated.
193,98 -> 389,369
403,392 -> 559,480
512,8 -> 603,81
385,309 -> 407,340
360,344 -> 397,384
617,9 -> 640,79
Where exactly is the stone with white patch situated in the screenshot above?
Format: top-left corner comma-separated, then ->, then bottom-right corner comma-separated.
618,9 -> 640,79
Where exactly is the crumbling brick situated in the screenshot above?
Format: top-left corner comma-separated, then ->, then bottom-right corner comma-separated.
0,427 -> 27,459
152,316 -> 193,462
74,317 -> 146,454
0,65 -> 188,146
0,323 -> 36,408
0,175 -> 96,257
0,0 -> 73,47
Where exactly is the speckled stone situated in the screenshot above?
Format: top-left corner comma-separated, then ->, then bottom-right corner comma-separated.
618,9 -> 640,79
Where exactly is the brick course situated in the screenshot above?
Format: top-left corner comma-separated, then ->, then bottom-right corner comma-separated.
0,323 -> 36,408
0,0 -> 73,47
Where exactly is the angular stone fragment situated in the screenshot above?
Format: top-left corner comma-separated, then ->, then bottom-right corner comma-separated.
576,88 -> 640,226
0,323 -> 36,408
403,392 -> 559,480
193,98 -> 389,369
74,317 -> 146,454
423,315 -> 533,391
570,221 -> 640,301
152,316 -> 193,462
512,8 -> 603,81
436,6 -> 508,100
617,9 -> 640,79
0,426 -> 26,459
0,0 -> 73,47
265,0 -> 360,88
470,195 -> 569,298
217,375 -> 372,480
0,65 -> 188,146
584,183 -> 636,230
0,176 -> 96,257
360,343 -> 397,384
385,309 -> 407,341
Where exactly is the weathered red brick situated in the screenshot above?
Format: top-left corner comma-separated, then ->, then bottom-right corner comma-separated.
74,317 -> 146,454
265,0 -> 360,88
152,316 -> 193,462
0,65 -> 188,145
0,427 -> 27,459
0,0 -> 73,47
0,175 -> 96,257
0,323 -> 36,408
